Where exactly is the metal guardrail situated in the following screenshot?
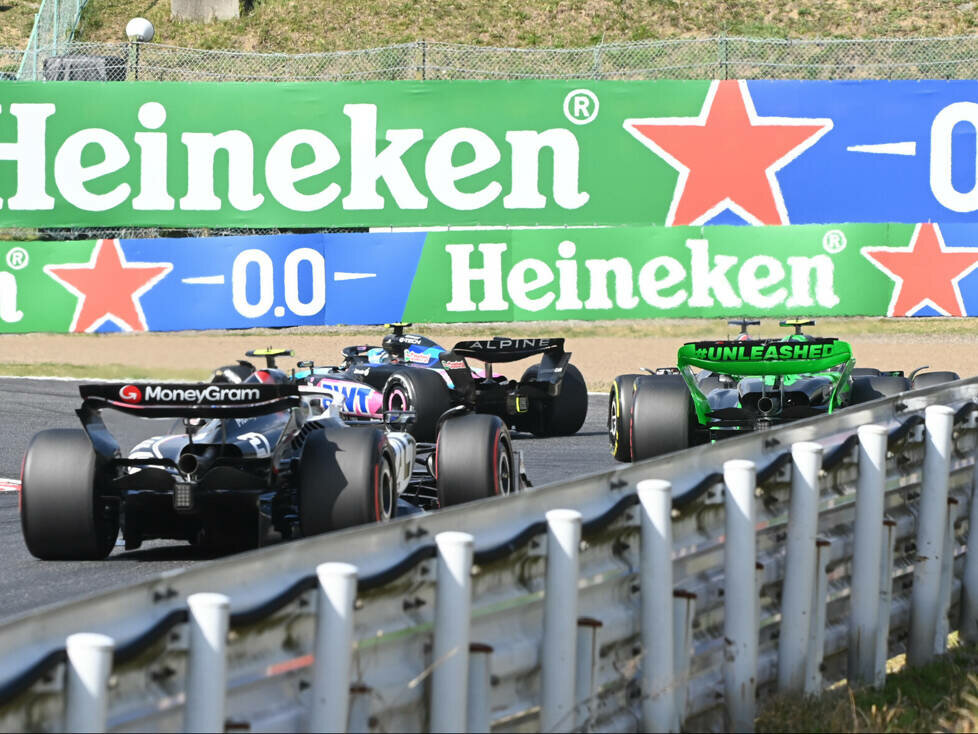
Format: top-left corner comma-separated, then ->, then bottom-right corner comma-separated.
1,378 -> 977,731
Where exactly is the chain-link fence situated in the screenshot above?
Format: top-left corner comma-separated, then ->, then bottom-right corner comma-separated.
9,36 -> 978,83
5,34 -> 978,240
15,0 -> 89,80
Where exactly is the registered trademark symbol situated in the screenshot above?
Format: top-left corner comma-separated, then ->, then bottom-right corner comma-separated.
5,247 -> 28,270
563,89 -> 599,125
822,230 -> 847,254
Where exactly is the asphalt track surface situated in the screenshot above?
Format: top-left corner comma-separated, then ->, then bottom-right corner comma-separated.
0,378 -> 616,622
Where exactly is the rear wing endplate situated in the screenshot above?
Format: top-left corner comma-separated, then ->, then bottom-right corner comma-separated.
678,338 -> 853,376
78,383 -> 301,418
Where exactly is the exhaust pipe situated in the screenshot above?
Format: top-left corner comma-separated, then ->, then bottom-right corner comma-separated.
177,447 -> 217,477
756,396 -> 780,416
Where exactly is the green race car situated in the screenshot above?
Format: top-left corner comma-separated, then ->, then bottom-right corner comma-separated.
609,319 -> 960,463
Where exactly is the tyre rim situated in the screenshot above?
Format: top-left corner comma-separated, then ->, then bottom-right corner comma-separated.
387,387 -> 408,411
497,447 -> 512,496
609,393 -> 620,445
379,460 -> 394,520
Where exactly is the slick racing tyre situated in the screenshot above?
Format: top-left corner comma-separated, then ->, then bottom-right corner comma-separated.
436,414 -> 514,507
912,371 -> 961,389
382,368 -> 453,443
850,375 -> 911,404
298,427 -> 394,536
21,429 -> 119,560
630,375 -> 696,462
608,374 -> 645,462
515,363 -> 588,437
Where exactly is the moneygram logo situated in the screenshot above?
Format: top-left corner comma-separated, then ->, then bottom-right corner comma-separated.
119,384 -> 143,403
144,385 -> 261,403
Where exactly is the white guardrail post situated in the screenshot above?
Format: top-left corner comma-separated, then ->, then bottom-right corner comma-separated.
541,509 -> 582,733
431,531 -> 474,733
64,633 -> 114,733
638,479 -> 678,732
184,593 -> 230,733
723,460 -> 758,733
575,617 -> 601,732
849,424 -> 888,686
466,643 -> 492,734
962,424 -> 978,642
310,562 -> 358,733
778,442 -> 822,693
909,405 -> 954,666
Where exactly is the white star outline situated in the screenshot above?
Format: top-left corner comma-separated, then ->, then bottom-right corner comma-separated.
861,223 -> 978,317
43,239 -> 174,333
622,80 -> 834,226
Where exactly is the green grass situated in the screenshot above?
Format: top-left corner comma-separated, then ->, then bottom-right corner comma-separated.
758,640 -> 978,733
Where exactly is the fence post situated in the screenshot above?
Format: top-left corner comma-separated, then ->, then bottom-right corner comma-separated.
936,499 -> 959,653
778,441 -> 822,693
467,643 -> 493,734
723,459 -> 758,733
672,591 -> 696,725
909,405 -> 954,666
805,539 -> 830,695
64,632 -> 114,733
638,478 -> 678,732
575,618 -> 601,732
875,519 -> 897,686
310,562 -> 358,734
541,509 -> 582,733
961,431 -> 978,641
184,593 -> 230,733
849,424 -> 888,685
431,531 -> 474,734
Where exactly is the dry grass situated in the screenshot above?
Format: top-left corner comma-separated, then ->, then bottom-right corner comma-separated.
64,0 -> 978,53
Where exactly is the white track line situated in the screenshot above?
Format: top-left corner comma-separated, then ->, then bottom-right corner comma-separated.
0,478 -> 20,493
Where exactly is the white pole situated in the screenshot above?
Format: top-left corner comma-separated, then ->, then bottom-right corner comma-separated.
723,459 -> 758,733
64,632 -> 114,733
805,539 -> 830,695
347,684 -> 371,733
909,405 -> 954,666
541,509 -> 582,733
672,591 -> 696,726
849,424 -> 888,685
962,433 -> 978,643
466,643 -> 493,734
936,500 -> 959,654
311,562 -> 358,733
575,618 -> 601,732
184,593 -> 230,733
638,478 -> 678,732
778,442 -> 823,693
875,519 -> 897,688
431,531 -> 474,734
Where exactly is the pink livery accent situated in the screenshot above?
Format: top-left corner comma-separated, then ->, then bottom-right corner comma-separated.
310,376 -> 383,417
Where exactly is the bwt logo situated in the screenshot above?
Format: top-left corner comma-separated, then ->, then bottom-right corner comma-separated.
119,385 -> 143,403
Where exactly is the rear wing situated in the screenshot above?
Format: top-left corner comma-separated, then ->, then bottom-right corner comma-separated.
678,338 -> 853,376
451,337 -> 565,364
78,383 -> 301,418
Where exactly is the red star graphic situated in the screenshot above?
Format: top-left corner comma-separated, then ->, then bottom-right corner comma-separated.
44,239 -> 172,332
862,223 -> 978,317
623,80 -> 833,225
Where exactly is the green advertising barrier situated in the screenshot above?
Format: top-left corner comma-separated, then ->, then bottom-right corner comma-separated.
402,222 -> 936,322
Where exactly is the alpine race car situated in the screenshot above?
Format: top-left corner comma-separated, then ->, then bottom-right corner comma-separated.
217,326 -> 589,442
609,319 -> 961,463
20,375 -> 521,560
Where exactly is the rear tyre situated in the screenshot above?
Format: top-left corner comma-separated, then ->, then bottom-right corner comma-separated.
515,363 -> 588,437
436,414 -> 514,507
912,371 -> 960,389
21,429 -> 119,560
298,427 -> 394,536
630,375 -> 696,462
850,375 -> 911,404
608,374 -> 645,462
382,368 -> 453,443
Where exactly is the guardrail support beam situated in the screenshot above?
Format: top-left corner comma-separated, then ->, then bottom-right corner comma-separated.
541,509 -> 582,733
184,592 -> 230,733
638,479 -> 678,732
65,632 -> 114,734
431,531 -> 474,733
723,459 -> 758,733
778,441 -> 823,693
311,562 -> 358,733
849,424 -> 888,685
963,431 -> 978,642
909,404 -> 954,666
